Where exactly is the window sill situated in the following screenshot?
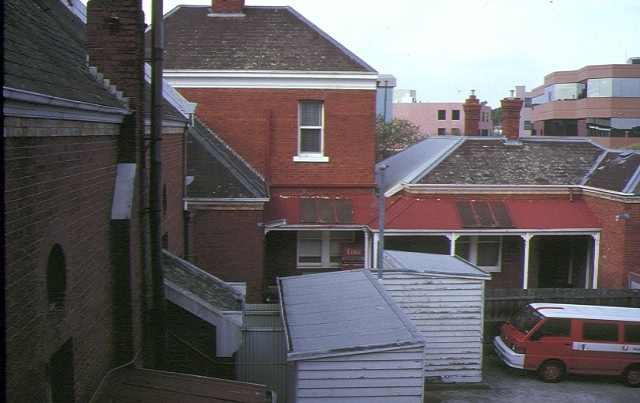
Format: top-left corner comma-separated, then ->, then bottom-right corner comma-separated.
293,155 -> 329,163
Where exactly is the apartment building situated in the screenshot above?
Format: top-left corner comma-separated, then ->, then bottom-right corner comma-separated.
393,93 -> 493,137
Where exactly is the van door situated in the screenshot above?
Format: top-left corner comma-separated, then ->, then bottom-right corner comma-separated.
524,318 -> 572,371
571,321 -> 621,375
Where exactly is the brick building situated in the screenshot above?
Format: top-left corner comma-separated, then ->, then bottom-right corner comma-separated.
2,0 -> 245,400
375,103 -> 640,289
159,1 -> 380,302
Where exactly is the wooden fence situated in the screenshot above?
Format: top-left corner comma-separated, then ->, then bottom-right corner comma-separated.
483,288 -> 640,345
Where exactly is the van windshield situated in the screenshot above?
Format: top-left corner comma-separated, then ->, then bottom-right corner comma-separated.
510,305 -> 544,334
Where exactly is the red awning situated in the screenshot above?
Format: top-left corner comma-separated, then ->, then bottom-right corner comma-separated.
372,197 -> 600,231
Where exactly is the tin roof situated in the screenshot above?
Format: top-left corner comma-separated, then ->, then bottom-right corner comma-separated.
157,6 -> 376,72
530,303 -> 640,322
373,197 -> 599,231
91,368 -> 268,402
383,250 -> 490,280
267,194 -> 378,227
279,270 -> 425,361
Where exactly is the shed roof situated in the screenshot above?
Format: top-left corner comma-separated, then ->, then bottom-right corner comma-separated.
158,6 -> 376,72
383,250 -> 490,280
279,270 -> 424,361
90,368 -> 267,403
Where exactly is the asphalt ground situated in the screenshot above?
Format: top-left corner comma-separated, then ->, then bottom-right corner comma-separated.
423,352 -> 639,402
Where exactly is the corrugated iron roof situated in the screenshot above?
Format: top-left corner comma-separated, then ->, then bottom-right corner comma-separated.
372,197 -> 599,230
267,195 -> 378,227
90,368 -> 268,403
384,250 -> 490,279
279,270 -> 425,361
582,150 -> 640,194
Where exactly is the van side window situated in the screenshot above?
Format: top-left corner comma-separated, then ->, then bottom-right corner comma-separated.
582,322 -> 618,342
530,318 -> 571,340
624,324 -> 640,343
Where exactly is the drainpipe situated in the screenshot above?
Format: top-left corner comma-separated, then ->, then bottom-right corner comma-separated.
376,163 -> 388,280
149,0 -> 166,369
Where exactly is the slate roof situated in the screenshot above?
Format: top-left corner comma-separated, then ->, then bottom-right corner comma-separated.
162,250 -> 243,311
413,137 -> 606,186
3,0 -> 126,109
186,118 -> 268,199
279,270 -> 425,361
159,5 -> 376,72
383,250 -> 489,280
582,150 -> 640,194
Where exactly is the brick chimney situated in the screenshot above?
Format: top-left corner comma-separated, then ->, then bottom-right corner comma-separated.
211,0 -> 245,14
462,90 -> 481,136
501,91 -> 524,142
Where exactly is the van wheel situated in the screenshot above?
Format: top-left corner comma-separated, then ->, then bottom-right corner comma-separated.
538,360 -> 565,383
622,365 -> 640,387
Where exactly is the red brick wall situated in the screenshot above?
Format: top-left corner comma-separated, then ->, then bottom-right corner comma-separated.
212,0 -> 245,13
4,118 -> 120,402
584,194 -> 640,288
188,208 -> 265,303
178,88 -> 376,188
162,129 -> 186,256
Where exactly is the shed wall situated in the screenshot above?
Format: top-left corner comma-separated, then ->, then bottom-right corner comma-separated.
382,273 -> 485,383
293,346 -> 424,402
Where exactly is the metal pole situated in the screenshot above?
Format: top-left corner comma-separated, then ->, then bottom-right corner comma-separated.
376,163 -> 387,280
150,0 -> 166,369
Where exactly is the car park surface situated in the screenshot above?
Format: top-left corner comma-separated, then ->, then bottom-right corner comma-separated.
423,352 -> 637,402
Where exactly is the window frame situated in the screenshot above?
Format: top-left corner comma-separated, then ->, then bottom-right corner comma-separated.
297,230 -> 354,269
294,101 -> 328,163
452,109 -> 460,120
455,235 -> 503,272
437,109 -> 447,120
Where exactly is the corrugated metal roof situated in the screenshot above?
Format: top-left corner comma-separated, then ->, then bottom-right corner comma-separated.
90,368 -> 268,403
384,250 -> 490,279
374,197 -> 599,230
279,270 -> 425,361
267,195 -> 378,227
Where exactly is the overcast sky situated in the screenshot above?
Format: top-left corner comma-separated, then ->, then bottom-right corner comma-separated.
131,0 -> 639,107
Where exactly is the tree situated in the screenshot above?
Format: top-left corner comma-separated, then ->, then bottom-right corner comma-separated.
376,116 -> 422,161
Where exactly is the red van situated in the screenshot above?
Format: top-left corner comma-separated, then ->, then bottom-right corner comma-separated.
494,303 -> 640,386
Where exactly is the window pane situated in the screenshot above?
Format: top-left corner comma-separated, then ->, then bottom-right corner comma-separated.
452,110 -> 460,120
477,240 -> 499,266
624,324 -> 640,343
531,319 -> 571,340
300,102 -> 322,126
438,110 -> 446,120
582,322 -> 618,341
455,237 -> 470,260
300,129 -> 321,152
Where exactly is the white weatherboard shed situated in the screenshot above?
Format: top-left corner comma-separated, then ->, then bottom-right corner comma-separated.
279,269 -> 426,402
382,250 -> 490,383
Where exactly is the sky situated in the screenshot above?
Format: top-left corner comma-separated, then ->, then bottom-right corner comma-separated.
104,0 -> 640,108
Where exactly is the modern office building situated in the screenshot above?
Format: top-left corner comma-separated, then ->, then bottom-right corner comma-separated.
531,61 -> 640,148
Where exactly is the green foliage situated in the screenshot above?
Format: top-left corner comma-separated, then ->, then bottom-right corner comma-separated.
376,115 -> 422,161
491,107 -> 502,126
